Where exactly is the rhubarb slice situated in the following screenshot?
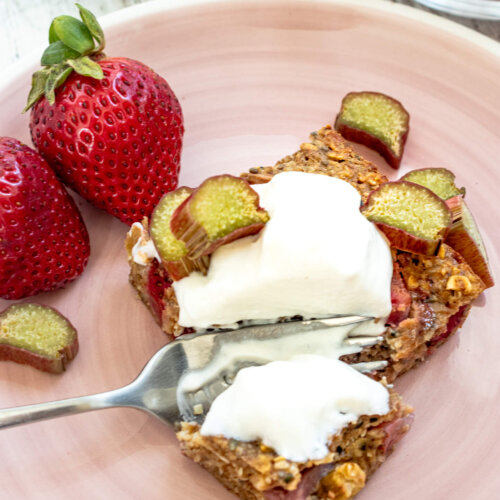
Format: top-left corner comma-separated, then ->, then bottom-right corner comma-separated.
335,91 -> 409,169
171,175 -> 270,259
401,168 -> 493,287
361,181 -> 452,255
0,303 -> 78,374
401,168 -> 465,200
150,187 -> 209,281
445,198 -> 494,288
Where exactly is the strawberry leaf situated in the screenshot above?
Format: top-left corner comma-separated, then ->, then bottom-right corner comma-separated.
54,64 -> 73,87
25,5 -> 106,110
48,22 -> 59,43
44,64 -> 72,105
76,3 -> 105,52
51,15 -> 95,54
41,41 -> 81,66
68,56 -> 103,80
24,68 -> 50,112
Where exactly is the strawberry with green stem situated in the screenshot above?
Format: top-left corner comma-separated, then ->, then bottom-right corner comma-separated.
27,4 -> 184,225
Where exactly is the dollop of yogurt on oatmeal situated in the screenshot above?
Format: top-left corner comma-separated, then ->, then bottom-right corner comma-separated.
173,171 -> 392,330
130,222 -> 160,265
201,354 -> 390,462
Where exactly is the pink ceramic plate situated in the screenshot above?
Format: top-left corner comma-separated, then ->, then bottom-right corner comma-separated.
0,1 -> 499,498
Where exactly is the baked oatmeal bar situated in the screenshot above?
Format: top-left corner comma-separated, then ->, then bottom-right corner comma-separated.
125,125 -> 485,383
177,389 -> 413,500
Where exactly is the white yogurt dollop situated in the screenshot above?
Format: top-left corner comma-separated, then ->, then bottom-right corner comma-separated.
201,354 -> 390,462
179,172 -> 394,462
173,171 -> 392,328
130,222 -> 161,265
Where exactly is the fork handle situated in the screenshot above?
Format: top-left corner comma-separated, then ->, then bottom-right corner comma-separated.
0,385 -> 134,430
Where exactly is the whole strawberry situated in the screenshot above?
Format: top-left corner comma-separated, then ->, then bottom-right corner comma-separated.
26,4 -> 183,226
0,138 -> 90,300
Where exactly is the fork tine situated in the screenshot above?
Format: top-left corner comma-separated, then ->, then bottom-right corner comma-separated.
350,360 -> 388,373
343,335 -> 383,348
194,315 -> 374,336
308,315 -> 373,328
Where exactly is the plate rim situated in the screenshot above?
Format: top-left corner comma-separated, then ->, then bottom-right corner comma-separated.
98,0 -> 500,58
2,0 -> 500,101
0,1 -> 499,498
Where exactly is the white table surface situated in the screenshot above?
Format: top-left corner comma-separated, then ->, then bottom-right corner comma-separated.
1,0 -> 500,73
1,0 -> 148,68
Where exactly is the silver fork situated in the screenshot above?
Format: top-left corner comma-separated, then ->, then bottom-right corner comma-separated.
0,316 -> 386,430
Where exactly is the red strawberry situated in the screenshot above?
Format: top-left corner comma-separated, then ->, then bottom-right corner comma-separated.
147,259 -> 172,324
26,5 -> 183,226
0,137 -> 90,300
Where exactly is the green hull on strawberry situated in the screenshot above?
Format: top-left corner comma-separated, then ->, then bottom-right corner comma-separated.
26,4 -> 184,226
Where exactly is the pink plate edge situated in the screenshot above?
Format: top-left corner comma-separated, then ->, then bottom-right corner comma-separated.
2,0 -> 500,94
